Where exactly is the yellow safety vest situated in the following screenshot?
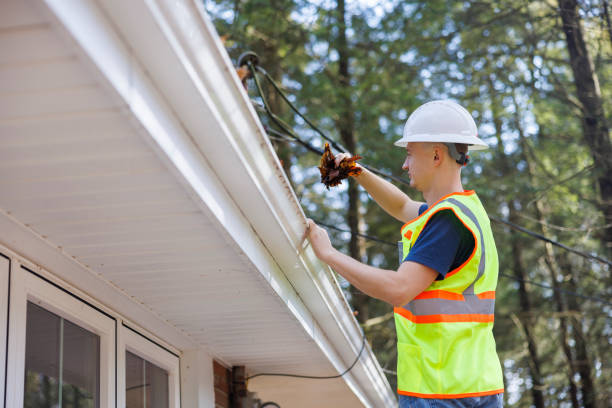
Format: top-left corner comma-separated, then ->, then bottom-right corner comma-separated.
395,190 -> 504,398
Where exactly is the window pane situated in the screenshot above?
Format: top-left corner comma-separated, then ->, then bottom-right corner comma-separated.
61,319 -> 100,408
125,351 -> 168,408
24,303 -> 60,408
126,351 -> 145,408
146,361 -> 168,408
24,302 -> 100,408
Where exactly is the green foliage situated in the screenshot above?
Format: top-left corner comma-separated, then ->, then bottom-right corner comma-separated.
206,0 -> 611,405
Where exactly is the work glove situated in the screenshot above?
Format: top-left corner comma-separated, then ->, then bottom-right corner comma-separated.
318,143 -> 362,189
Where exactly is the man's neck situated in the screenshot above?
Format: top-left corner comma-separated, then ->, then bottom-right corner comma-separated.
422,177 -> 464,207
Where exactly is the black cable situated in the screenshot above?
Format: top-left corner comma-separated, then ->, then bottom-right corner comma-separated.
490,216 -> 612,267
245,58 -> 612,304
310,220 -> 612,307
248,63 -> 371,382
314,219 -> 397,248
255,68 -> 413,186
247,329 -> 367,381
248,61 -> 302,144
261,124 -> 412,188
257,66 -> 349,154
265,127 -> 323,155
360,163 -> 412,186
499,273 -> 612,306
251,100 -> 611,269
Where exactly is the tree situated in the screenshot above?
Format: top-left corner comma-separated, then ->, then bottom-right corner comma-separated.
558,0 -> 612,256
207,1 -> 612,404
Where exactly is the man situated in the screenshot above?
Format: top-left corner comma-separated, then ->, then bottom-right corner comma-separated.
306,100 -> 504,407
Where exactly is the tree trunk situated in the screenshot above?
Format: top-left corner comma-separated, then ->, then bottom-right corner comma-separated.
514,102 -> 581,408
509,226 -> 546,407
537,207 -> 581,408
489,84 -> 545,407
559,252 -> 598,408
602,0 -> 612,45
558,0 -> 612,254
335,0 -> 368,322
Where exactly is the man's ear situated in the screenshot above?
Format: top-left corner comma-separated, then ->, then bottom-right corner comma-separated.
432,144 -> 443,166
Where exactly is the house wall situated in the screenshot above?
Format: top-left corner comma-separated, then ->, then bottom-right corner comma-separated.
0,243 -> 216,408
180,349 -> 218,408
213,360 -> 232,408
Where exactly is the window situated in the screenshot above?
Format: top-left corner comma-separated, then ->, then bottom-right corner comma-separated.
119,326 -> 179,408
5,266 -> 115,407
125,351 -> 169,408
3,258 -> 181,408
24,302 -> 100,407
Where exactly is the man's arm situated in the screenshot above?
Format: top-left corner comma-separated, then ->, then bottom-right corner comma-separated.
306,219 -> 437,306
353,168 -> 423,222
334,154 -> 422,222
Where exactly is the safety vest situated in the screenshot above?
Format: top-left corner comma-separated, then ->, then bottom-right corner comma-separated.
395,190 -> 504,398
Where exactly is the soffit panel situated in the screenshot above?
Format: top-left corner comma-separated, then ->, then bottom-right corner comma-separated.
0,0 -> 338,378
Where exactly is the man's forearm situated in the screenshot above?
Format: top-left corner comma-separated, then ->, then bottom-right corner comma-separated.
323,248 -> 400,305
354,168 -> 415,221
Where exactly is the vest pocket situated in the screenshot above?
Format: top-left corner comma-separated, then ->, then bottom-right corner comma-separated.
397,342 -> 423,392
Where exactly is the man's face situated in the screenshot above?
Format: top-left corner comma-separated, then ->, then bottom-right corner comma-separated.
402,142 -> 433,191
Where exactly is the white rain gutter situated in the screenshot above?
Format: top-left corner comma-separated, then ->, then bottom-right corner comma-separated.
42,0 -> 396,406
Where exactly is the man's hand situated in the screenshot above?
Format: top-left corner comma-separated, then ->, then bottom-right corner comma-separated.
319,144 -> 363,189
305,219 -> 335,262
334,152 -> 363,172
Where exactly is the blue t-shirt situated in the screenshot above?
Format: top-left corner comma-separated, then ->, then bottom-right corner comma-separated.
402,203 -> 475,280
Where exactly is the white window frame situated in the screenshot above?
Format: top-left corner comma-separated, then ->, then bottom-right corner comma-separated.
5,264 -> 116,407
0,254 -> 9,406
118,323 -> 180,408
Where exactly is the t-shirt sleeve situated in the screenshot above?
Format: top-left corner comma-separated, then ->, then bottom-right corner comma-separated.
404,209 -> 474,280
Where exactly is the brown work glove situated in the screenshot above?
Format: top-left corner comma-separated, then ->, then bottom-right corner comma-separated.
318,143 -> 362,189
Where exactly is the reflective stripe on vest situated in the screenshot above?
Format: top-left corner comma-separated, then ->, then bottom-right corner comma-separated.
396,197 -> 494,323
395,191 -> 504,397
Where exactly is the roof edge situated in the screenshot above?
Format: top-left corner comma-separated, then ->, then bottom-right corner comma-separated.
42,0 -> 396,405
144,0 -> 396,405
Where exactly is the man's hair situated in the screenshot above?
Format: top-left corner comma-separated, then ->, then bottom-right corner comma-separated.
455,143 -> 468,154
446,143 -> 469,166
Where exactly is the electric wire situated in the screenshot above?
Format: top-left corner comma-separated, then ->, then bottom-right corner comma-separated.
255,66 -> 413,186
265,127 -> 323,155
309,218 -> 612,307
268,125 -> 411,185
257,66 -> 349,154
243,60 -> 612,380
498,273 -> 612,307
314,219 -> 397,248
490,216 -> 612,267
245,63 -> 612,269
246,62 -> 374,382
246,327 -> 367,381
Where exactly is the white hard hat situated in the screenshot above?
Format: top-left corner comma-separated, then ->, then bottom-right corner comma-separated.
394,100 -> 488,150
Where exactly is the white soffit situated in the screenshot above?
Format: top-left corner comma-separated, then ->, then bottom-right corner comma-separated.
0,0 -> 396,406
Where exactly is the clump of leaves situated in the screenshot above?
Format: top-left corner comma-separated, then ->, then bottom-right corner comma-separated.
318,143 -> 362,189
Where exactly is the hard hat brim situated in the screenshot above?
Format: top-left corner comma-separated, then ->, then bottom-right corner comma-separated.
393,133 -> 488,150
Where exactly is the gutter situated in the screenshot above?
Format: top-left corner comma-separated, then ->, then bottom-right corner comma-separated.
164,3 -> 396,403
43,0 -> 396,405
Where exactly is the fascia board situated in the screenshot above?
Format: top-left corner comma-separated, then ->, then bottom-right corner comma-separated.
138,2 -> 395,405
41,0 -> 396,406
141,3 -> 396,406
